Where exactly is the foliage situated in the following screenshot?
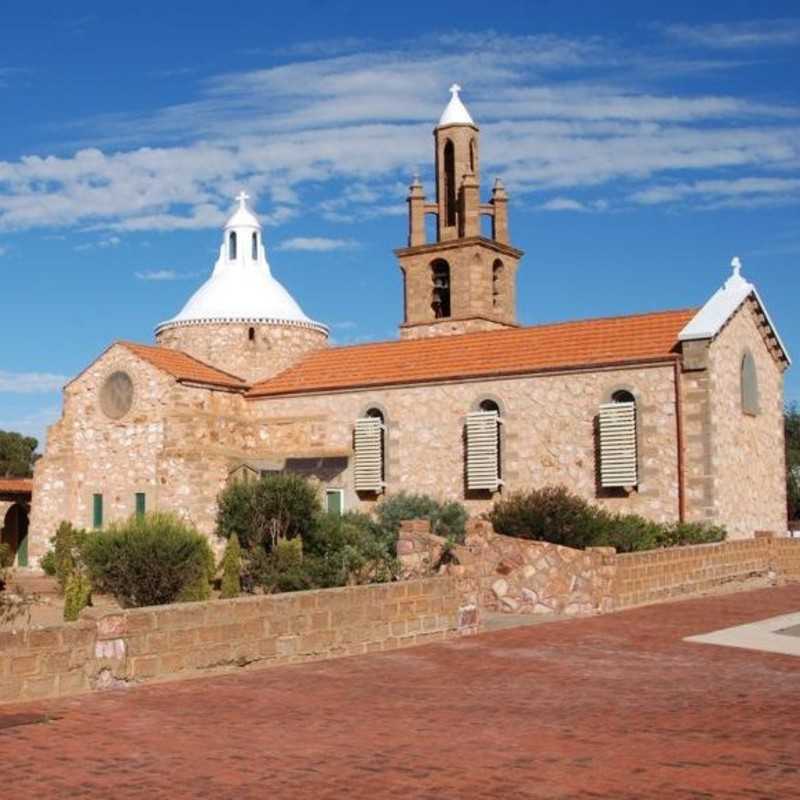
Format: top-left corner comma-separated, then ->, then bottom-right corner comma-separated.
219,533 -> 242,599
245,537 -> 311,594
40,549 -> 57,576
83,512 -> 214,608
216,474 -> 321,550
0,429 -> 39,477
376,492 -> 468,543
63,572 -> 92,622
489,485 -> 726,553
52,521 -> 89,594
0,543 -> 33,626
787,404 -> 800,522
0,542 -> 12,569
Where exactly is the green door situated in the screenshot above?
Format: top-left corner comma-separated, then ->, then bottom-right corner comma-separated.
326,489 -> 343,516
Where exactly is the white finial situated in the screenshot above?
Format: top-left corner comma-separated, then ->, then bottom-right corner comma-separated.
449,83 -> 461,96
438,83 -> 475,127
731,256 -> 742,277
235,190 -> 250,207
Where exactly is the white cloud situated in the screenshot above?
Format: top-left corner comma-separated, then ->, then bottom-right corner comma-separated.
0,405 -> 60,448
0,371 -> 67,393
663,19 -> 800,49
0,30 -> 798,229
631,177 -> 800,207
276,237 -> 359,252
331,320 -> 358,330
134,269 -> 198,281
538,197 -> 587,211
74,235 -> 121,251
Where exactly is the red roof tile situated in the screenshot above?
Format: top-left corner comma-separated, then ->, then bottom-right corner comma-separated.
120,342 -> 248,390
248,308 -> 696,398
0,478 -> 33,494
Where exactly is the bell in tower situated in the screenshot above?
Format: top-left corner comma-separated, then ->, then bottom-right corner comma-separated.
395,85 -> 524,340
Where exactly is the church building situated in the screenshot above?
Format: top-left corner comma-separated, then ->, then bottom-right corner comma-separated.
28,86 -> 791,564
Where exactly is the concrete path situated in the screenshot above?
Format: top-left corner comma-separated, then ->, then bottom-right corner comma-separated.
2,585 -> 800,799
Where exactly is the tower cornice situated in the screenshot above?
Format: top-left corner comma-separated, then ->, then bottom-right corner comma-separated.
394,235 -> 524,260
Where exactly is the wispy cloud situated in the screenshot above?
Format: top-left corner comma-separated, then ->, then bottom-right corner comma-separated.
331,320 -> 358,330
539,197 -> 587,212
74,235 -> 121,251
662,19 -> 800,49
0,405 -> 60,448
0,30 -> 798,231
631,177 -> 800,208
276,237 -> 359,252
0,371 -> 67,393
134,269 -> 198,281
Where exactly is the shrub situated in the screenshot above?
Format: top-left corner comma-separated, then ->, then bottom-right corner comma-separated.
63,572 -> 91,622
219,533 -> 242,599
376,492 -> 468,543
489,485 -> 727,553
0,542 -> 11,570
40,549 -> 57,576
83,512 -> 214,608
246,537 -> 312,594
489,486 -> 601,550
216,474 -> 321,550
52,521 -> 89,594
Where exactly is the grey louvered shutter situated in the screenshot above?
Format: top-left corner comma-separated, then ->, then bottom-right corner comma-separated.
354,417 -> 385,492
466,410 -> 502,491
598,401 -> 638,488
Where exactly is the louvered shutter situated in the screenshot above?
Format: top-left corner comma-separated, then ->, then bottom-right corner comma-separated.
466,410 -> 502,491
598,401 -> 638,488
354,417 -> 385,492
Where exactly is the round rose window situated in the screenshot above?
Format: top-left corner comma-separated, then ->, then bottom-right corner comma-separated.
99,371 -> 134,419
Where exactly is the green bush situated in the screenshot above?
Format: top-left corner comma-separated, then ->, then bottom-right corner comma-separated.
245,537 -> 313,594
0,542 -> 12,570
40,549 -> 57,576
489,485 -> 726,552
63,572 -> 92,622
376,492 -> 468,543
83,512 -> 214,608
219,533 -> 242,599
216,474 -> 321,550
52,521 -> 89,594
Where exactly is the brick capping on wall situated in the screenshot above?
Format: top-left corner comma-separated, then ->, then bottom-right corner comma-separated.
397,518 -> 800,615
0,577 -> 479,706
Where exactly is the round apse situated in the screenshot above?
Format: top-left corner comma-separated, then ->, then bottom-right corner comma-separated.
99,371 -> 134,419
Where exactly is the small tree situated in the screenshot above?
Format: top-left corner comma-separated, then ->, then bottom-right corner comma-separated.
786,404 -> 800,522
63,572 -> 91,622
376,492 -> 468,542
0,429 -> 39,477
219,533 -> 242,599
52,521 -> 89,594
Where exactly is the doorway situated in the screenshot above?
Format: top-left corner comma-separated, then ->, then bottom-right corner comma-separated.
1,504 -> 29,567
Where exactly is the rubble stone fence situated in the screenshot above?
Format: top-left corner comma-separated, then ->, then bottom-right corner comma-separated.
0,577 -> 478,706
397,518 -> 800,615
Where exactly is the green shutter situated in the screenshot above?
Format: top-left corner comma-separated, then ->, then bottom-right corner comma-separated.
92,494 -> 103,529
326,490 -> 343,516
135,492 -> 146,517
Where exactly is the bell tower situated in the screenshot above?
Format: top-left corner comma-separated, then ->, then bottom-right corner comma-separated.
395,85 -> 524,339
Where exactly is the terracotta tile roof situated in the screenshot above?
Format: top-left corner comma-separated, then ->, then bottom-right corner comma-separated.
0,478 -> 33,494
120,342 -> 248,390
248,308 -> 697,398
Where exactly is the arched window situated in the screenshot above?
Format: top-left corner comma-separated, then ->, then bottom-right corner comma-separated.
248,326 -> 255,342
354,407 -> 386,493
229,231 -> 237,260
252,232 -> 258,260
741,350 -> 760,415
431,259 -> 451,319
469,138 -> 476,174
443,139 -> 456,227
492,260 -> 503,308
598,389 -> 638,488
466,398 -> 503,492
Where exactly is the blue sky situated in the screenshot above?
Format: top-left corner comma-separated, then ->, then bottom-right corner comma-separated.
1,1 -> 799,446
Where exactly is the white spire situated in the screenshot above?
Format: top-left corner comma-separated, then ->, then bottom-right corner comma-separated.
438,83 -> 475,127
156,195 -> 326,334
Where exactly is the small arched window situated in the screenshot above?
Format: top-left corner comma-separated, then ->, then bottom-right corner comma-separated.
469,138 -> 476,174
466,398 -> 503,492
492,260 -> 503,308
229,231 -> 237,260
443,139 -> 456,227
598,390 -> 638,488
741,350 -> 760,415
431,259 -> 451,319
252,232 -> 258,260
354,407 -> 386,493
248,326 -> 255,342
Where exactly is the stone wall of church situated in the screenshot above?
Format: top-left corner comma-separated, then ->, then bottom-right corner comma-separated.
249,362 -> 682,521
706,302 -> 787,538
28,344 -> 248,564
156,322 -> 327,383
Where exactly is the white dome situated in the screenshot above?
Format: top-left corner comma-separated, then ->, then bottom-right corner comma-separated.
156,193 -> 327,334
438,83 -> 475,127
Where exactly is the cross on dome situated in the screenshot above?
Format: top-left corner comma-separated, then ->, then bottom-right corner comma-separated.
235,190 -> 251,207
438,82 -> 475,127
731,256 -> 742,277
449,83 -> 461,96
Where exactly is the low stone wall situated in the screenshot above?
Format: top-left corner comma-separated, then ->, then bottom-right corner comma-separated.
398,519 -> 800,615
0,577 -> 478,706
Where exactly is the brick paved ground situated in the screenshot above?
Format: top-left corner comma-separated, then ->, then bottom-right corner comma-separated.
3,584 -> 800,799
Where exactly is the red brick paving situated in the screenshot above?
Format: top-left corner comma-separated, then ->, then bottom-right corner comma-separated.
3,585 -> 800,799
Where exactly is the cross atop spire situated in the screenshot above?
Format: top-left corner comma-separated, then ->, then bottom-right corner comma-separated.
731,256 -> 742,277
235,190 -> 251,207
449,83 -> 461,97
438,82 -> 475,127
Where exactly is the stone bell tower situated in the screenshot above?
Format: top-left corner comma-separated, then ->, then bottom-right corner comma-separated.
395,84 -> 524,339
